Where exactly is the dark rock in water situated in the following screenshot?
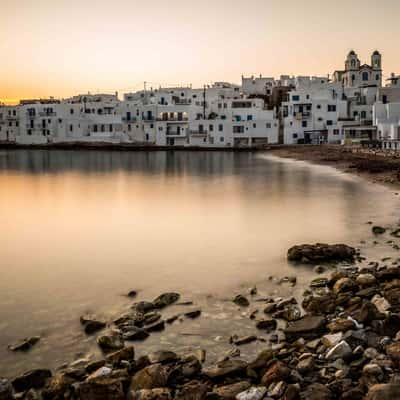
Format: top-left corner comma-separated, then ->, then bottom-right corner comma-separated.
106,346 -> 135,366
12,369 -> 52,392
232,335 -> 257,346
80,316 -> 106,334
97,331 -> 124,351
273,305 -> 302,321
130,364 -> 169,390
233,295 -> 250,307
153,293 -> 180,308
255,318 -> 277,331
129,388 -> 171,400
143,312 -> 161,326
285,315 -> 326,340
372,226 -> 386,235
0,378 -> 12,400
302,292 -> 336,314
184,310 -> 201,319
332,277 -> 358,295
287,243 -> 356,264
203,359 -> 248,379
79,377 -> 125,400
301,383 -> 333,400
365,383 -> 400,399
127,290 -> 138,298
165,315 -> 179,324
148,351 -> 177,364
86,360 -> 106,374
145,320 -> 165,332
122,327 -> 150,341
8,336 -> 40,352
134,301 -> 156,314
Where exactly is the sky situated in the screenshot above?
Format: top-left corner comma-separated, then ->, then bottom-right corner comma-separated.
1,0 -> 400,104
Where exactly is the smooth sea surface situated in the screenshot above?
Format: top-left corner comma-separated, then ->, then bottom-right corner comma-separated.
0,149 -> 399,377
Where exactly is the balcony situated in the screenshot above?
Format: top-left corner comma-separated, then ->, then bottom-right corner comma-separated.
190,130 -> 208,136
156,117 -> 188,122
122,117 -> 137,122
39,111 -> 56,117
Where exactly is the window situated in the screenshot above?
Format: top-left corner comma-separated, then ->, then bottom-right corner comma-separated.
146,134 -> 149,141
333,129 -> 340,135
266,123 -> 271,129
302,121 -> 307,128
128,124 -> 131,132
383,95 -> 387,104
328,105 -> 336,112
247,115 -> 253,121
101,125 -> 105,132
209,124 -> 214,132
199,124 -> 204,133
361,111 -> 367,119
233,126 -> 244,133
69,124 -> 73,132
317,105 -> 321,109
218,124 -> 223,132
150,124 -> 154,128
362,72 -> 369,81
327,120 -> 333,126
376,74 -> 380,81
253,123 -> 256,128
109,124 -> 113,132
293,133 -> 298,139
292,95 -> 300,101
220,137 -> 224,142
70,109 -> 74,114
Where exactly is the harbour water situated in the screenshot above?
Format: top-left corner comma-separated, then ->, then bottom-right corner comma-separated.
0,150 -> 399,377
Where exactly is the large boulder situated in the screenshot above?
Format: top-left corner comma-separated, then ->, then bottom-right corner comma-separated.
106,346 -> 135,366
365,383 -> 400,400
78,378 -> 125,400
153,293 -> 180,309
12,369 -> 52,392
287,243 -> 356,264
202,359 -> 248,380
130,364 -> 169,391
284,315 -> 326,340
97,331 -> 124,351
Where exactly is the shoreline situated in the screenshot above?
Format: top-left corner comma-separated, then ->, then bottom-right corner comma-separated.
269,145 -> 400,190
4,238 -> 400,399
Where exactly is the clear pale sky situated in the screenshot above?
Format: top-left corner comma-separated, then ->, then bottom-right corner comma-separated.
1,0 -> 400,104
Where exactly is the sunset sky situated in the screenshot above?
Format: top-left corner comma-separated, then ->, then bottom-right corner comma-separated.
1,0 -> 400,104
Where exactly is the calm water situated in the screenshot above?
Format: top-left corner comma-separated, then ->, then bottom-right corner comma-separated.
0,149 -> 399,377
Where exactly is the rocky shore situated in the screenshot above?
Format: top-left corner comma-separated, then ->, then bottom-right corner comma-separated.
269,145 -> 400,188
4,233 -> 400,399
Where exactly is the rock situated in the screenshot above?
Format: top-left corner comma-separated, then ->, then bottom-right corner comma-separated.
232,335 -> 257,346
203,359 -> 248,379
386,342 -> 400,362
333,278 -> 358,295
268,381 -> 286,398
236,386 -> 267,400
301,383 -> 332,400
381,314 -> 400,337
145,320 -> 165,332
97,331 -> 124,351
122,327 -> 150,341
287,243 -> 356,264
87,367 -> 113,381
296,356 -> 314,374
310,277 -> 329,288
130,364 -> 169,391
8,336 -> 40,352
365,383 -> 400,399
263,303 -> 277,314
255,319 -> 277,331
363,363 -> 383,377
302,292 -> 336,314
134,301 -> 156,314
371,294 -> 391,313
79,378 -> 125,400
358,301 -> 385,324
273,305 -> 301,321
212,381 -> 251,399
261,361 -> 291,386
80,316 -> 106,334
322,332 -> 343,348
357,273 -> 377,287
325,340 -> 352,361
174,381 -> 208,400
153,293 -> 180,308
0,379 -> 12,400
12,369 -> 52,392
284,315 -> 326,340
127,290 -> 138,298
143,312 -> 162,326
284,384 -> 301,400
184,310 -> 202,319
314,265 -> 325,274
327,318 -> 355,333
233,295 -> 250,307
106,346 -> 135,366
129,388 -> 172,400
148,351 -> 177,364
372,226 -> 386,235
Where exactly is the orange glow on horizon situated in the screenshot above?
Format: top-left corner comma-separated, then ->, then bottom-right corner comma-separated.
1,0 -> 400,104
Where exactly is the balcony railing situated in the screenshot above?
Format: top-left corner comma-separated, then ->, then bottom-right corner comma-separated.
156,117 -> 188,122
190,130 -> 208,136
39,111 -> 56,117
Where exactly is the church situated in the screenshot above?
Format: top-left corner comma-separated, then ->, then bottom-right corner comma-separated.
333,50 -> 382,88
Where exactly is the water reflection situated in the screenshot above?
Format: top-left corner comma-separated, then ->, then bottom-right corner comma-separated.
0,150 -> 398,377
